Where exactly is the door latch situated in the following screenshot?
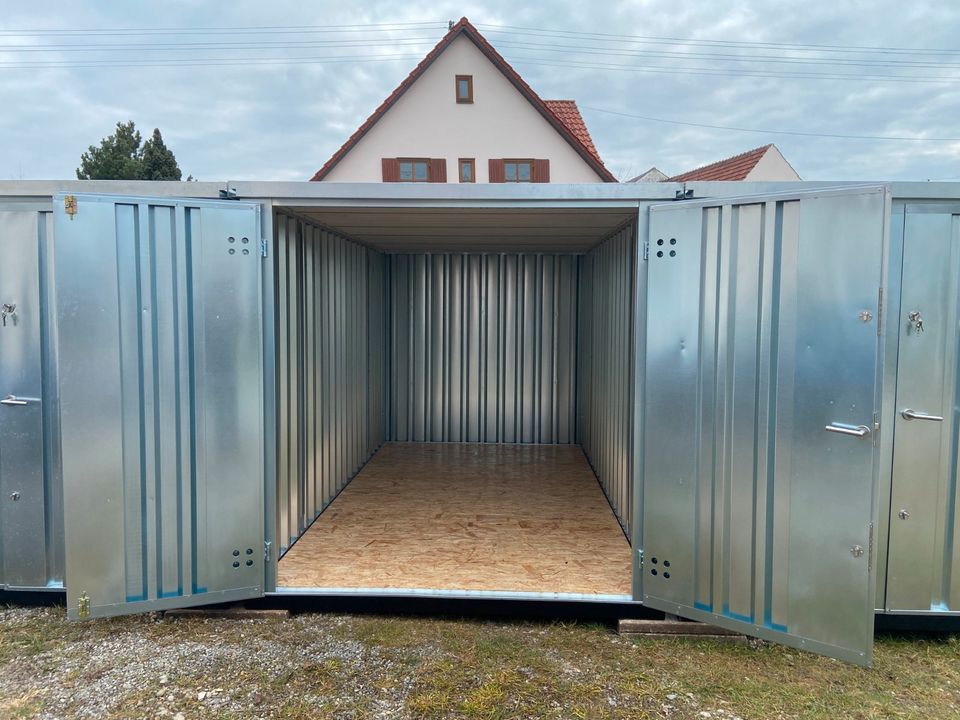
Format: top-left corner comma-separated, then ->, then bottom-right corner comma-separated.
1,303 -> 16,327
908,310 -> 924,334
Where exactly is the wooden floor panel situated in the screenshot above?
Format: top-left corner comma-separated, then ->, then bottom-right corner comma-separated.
277,443 -> 633,595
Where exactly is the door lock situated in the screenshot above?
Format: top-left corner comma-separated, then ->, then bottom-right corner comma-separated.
907,310 -> 924,334
851,545 -> 864,558
898,509 -> 910,520
9,491 -> 20,502
1,303 -> 15,327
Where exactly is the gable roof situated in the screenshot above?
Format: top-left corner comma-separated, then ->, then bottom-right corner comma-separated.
669,144 -> 774,182
627,166 -> 669,183
310,18 -> 616,182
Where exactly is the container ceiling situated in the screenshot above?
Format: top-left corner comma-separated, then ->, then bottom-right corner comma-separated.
286,206 -> 636,253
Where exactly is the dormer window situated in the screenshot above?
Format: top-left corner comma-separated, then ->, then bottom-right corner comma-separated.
455,75 -> 473,103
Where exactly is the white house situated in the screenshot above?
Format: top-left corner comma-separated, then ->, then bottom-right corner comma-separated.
311,18 -> 616,183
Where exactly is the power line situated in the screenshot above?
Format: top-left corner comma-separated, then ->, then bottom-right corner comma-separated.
0,21 -> 448,36
0,37 -> 441,52
6,34 -> 959,72
509,57 -> 959,84
1,44 -> 956,83
578,105 -> 960,142
474,23 -> 960,57
491,40 -> 960,70
0,53 -> 427,69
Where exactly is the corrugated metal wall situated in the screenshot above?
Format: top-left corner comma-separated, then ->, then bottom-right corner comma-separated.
275,211 -> 385,553
388,253 -> 579,443
578,222 -> 636,534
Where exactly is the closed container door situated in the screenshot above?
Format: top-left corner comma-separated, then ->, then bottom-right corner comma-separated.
642,186 -> 888,665
0,211 -> 49,588
53,193 -> 266,619
885,207 -> 960,612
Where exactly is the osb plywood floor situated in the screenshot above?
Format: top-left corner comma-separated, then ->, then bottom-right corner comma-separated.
277,443 -> 632,595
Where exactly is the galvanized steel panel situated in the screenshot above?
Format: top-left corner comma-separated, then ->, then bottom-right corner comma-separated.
578,222 -> 636,534
641,187 -> 888,665
0,208 -> 63,589
885,205 -> 960,612
274,211 -> 386,554
53,194 -> 266,619
388,253 -> 578,444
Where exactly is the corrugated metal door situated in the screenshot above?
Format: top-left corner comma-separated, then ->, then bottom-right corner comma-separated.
885,205 -> 960,612
641,186 -> 888,665
53,193 -> 266,619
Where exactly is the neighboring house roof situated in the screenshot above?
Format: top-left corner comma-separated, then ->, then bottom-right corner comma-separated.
542,100 -> 603,166
626,166 -> 669,183
668,144 -> 780,182
310,17 -> 616,182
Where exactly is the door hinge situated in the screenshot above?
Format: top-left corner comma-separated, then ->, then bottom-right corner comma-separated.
64,195 -> 78,219
868,522 -> 874,571
260,239 -> 269,258
642,238 -> 649,261
637,548 -> 644,568
264,540 -> 272,562
77,592 -> 91,618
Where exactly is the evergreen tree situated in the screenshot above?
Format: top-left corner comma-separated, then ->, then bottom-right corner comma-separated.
77,121 -> 185,180
76,121 -> 143,180
140,128 -> 182,181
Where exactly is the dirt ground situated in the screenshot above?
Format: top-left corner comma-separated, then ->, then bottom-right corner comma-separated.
1,605 -> 958,719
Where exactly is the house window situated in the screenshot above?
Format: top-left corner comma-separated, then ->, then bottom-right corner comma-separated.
455,75 -> 473,103
503,160 -> 533,182
458,158 -> 475,183
399,158 -> 430,182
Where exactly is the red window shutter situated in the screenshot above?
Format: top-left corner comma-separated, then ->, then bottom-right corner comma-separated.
488,159 -> 505,183
381,158 -> 400,182
429,158 -> 447,183
533,159 -> 550,183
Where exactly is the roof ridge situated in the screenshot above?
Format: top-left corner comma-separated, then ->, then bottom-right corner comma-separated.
310,19 -> 615,182
668,144 -> 774,182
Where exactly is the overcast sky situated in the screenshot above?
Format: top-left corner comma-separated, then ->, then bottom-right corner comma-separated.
1,1 -> 958,182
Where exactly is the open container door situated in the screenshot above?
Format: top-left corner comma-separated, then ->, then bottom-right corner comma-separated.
53,193 -> 266,619
641,186 -> 889,665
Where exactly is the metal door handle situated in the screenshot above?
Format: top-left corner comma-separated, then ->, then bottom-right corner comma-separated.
825,422 -> 871,438
1,395 -> 32,406
901,409 -> 943,422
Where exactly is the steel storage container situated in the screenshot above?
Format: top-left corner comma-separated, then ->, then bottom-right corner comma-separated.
1,179 -> 959,666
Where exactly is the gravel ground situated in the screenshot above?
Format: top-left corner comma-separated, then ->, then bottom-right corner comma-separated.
1,604 -> 959,719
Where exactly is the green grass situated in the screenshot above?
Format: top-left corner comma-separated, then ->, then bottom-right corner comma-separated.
1,607 -> 958,719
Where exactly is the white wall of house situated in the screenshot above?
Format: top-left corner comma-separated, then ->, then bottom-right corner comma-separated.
321,35 -> 604,183
745,146 -> 801,181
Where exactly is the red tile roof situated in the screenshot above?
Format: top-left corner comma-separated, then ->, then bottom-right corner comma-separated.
543,100 -> 603,166
310,18 -> 616,182
668,144 -> 773,182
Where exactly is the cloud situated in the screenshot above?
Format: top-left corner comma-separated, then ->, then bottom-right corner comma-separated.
0,0 -> 957,181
